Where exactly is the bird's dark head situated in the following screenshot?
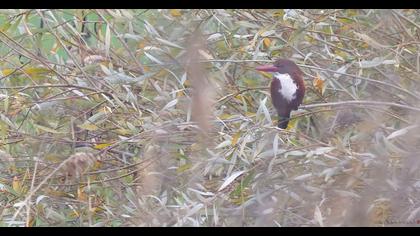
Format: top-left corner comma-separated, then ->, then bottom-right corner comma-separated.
255,59 -> 303,76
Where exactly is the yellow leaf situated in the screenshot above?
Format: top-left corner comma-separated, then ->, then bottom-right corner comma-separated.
245,111 -> 256,117
346,9 -> 358,17
45,188 -> 71,197
243,95 -> 254,107
170,9 -> 182,17
12,176 -> 21,193
94,143 -> 113,150
115,128 -> 131,135
177,163 -> 192,173
272,9 -> 284,18
1,67 -> 51,78
44,154 -> 62,162
337,17 -> 354,24
335,50 -> 348,60
263,38 -> 271,48
304,35 -> 316,44
24,67 -> 51,77
69,209 -> 80,218
231,132 -> 241,146
286,117 -> 298,130
90,207 -> 100,213
1,69 -> 14,77
78,123 -> 99,131
258,71 -> 273,79
218,113 -> 233,120
93,160 -> 102,169
243,78 -> 259,87
234,94 -> 243,100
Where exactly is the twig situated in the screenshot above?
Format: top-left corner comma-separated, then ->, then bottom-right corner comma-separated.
300,100 -> 420,113
300,64 -> 420,100
391,10 -> 420,31
96,10 -> 144,74
0,31 -> 70,84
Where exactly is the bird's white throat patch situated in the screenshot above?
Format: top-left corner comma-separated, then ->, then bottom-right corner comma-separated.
274,73 -> 298,102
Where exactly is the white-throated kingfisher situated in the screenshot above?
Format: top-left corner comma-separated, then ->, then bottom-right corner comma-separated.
256,59 -> 305,129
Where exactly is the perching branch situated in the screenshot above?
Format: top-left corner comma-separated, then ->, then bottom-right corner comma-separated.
300,100 -> 420,113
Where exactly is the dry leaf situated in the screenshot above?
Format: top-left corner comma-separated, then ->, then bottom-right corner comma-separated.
77,186 -> 88,201
218,170 -> 245,192
263,38 -> 271,48
313,73 -> 325,95
161,98 -> 178,111
314,205 -> 324,227
105,24 -> 111,57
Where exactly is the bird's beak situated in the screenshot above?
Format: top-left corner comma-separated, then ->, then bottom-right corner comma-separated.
255,64 -> 278,72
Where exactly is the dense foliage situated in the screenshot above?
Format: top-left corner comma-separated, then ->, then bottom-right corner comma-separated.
0,9 -> 419,226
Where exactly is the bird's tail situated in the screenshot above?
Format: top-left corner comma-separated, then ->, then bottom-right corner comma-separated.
278,115 -> 290,129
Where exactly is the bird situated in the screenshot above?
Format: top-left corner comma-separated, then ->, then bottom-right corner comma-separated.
256,59 -> 305,129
